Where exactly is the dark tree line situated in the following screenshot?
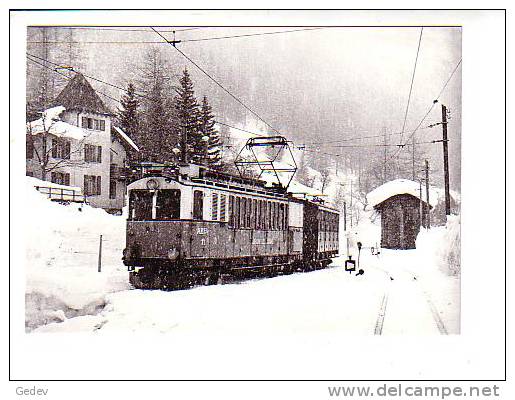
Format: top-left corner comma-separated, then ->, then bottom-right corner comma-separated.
117,63 -> 222,168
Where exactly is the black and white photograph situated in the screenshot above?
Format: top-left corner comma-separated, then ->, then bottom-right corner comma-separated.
8,7 -> 507,394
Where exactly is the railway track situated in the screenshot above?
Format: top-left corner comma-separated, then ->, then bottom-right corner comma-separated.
374,292 -> 389,335
370,264 -> 448,335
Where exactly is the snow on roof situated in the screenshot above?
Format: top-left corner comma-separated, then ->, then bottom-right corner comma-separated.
112,126 -> 139,152
27,106 -> 87,141
367,179 -> 438,208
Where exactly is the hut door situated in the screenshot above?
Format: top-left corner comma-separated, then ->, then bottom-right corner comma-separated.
398,203 -> 405,249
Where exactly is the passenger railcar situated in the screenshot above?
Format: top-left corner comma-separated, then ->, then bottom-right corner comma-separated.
122,164 -> 339,289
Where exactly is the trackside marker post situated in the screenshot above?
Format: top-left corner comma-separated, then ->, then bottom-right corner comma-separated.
98,234 -> 103,272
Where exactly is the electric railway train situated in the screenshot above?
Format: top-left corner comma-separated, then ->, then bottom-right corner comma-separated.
122,163 -> 339,290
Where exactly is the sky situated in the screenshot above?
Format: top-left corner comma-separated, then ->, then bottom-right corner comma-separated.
26,26 -> 462,190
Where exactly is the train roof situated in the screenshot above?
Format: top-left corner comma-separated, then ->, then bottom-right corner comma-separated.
128,162 -> 340,213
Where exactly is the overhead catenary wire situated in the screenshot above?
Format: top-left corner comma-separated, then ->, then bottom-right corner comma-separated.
150,27 -> 283,137
353,57 -> 462,179
180,27 -> 327,43
300,124 -> 439,146
26,55 -> 122,104
27,53 -> 270,139
27,27 -> 328,45
400,27 -> 423,145
30,26 -> 205,33
299,140 -> 446,155
390,57 -> 462,163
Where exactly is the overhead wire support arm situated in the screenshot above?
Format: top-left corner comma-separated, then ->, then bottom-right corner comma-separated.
167,30 -> 182,47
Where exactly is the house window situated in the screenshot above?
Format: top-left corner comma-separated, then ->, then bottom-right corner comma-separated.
94,119 -> 106,131
193,190 -> 204,220
82,117 -> 106,131
85,144 -> 102,163
82,117 -> 93,130
109,179 -> 117,199
51,172 -> 70,186
26,136 -> 34,159
84,175 -> 101,196
51,138 -> 71,159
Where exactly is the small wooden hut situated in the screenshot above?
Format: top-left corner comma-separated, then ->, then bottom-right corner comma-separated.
367,180 -> 433,250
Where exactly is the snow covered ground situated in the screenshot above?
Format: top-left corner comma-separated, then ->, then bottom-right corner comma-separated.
25,177 -> 129,332
25,176 -> 460,335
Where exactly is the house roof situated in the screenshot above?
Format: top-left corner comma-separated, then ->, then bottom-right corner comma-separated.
367,179 -> 438,208
53,73 -> 111,115
112,126 -> 139,152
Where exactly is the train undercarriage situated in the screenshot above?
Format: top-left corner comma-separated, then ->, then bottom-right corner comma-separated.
127,255 -> 334,290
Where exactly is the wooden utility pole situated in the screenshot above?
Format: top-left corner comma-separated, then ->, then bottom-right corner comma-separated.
383,127 -> 388,183
419,179 -> 423,228
343,201 -> 347,231
412,133 -> 416,181
425,160 -> 431,229
349,180 -> 353,228
343,201 -> 350,256
441,104 -> 451,215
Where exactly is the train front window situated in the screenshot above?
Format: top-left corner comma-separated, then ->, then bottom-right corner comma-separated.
156,189 -> 181,220
129,190 -> 153,221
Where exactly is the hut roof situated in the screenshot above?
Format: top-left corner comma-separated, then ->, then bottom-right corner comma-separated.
367,179 -> 438,208
53,73 -> 111,115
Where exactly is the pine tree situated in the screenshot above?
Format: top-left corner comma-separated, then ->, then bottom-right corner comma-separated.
199,95 -> 222,168
136,47 -> 178,163
117,83 -> 139,161
173,68 -> 200,164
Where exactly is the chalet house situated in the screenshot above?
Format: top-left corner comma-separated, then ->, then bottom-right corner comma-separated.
26,73 -> 139,213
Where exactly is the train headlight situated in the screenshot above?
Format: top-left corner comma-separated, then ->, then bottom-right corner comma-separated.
146,179 -> 159,190
167,247 -> 179,261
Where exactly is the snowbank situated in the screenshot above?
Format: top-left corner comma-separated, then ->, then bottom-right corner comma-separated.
416,215 -> 461,277
25,177 -> 129,332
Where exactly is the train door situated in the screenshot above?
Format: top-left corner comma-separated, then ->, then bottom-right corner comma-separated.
190,190 -> 209,258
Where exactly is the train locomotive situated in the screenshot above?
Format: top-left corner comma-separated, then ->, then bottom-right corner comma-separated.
122,163 -> 339,290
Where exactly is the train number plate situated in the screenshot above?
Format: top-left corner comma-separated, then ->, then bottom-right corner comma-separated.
197,227 -> 208,235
